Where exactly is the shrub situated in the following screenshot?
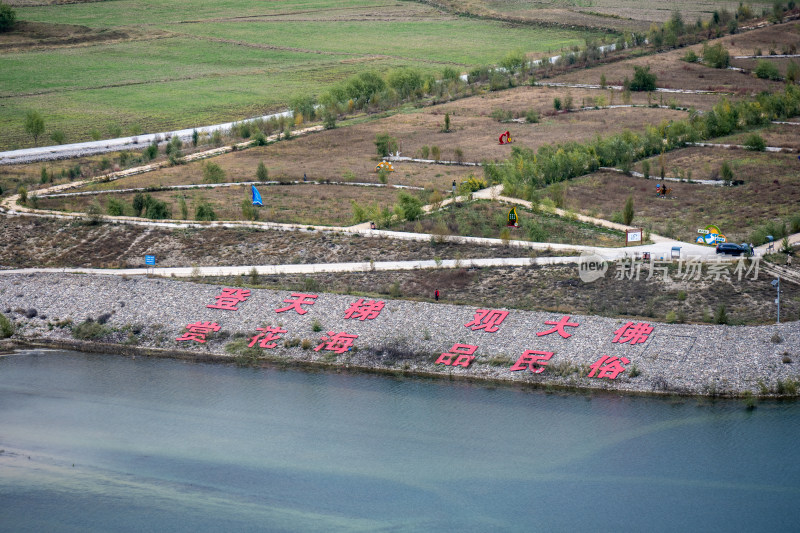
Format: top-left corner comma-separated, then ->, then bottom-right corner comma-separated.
721,161 -> 733,182
144,141 -> 158,161
627,66 -> 657,91
106,198 -> 125,216
256,161 -> 269,181
132,193 -> 146,216
430,145 -> 441,161
525,108 -> 540,123
641,160 -> 650,179
396,192 -> 423,221
743,133 -> 766,151
491,109 -> 513,122
0,2 -> 16,32
714,304 -> 729,324
703,43 -> 730,68
755,60 -> 781,80
252,130 -> 266,146
178,195 -> 188,219
17,186 -> 27,204
623,195 -> 634,225
500,48 -> 527,74
145,199 -> 170,220
203,162 -> 226,183
553,97 -> 562,111
50,130 -> 65,144
419,145 -> 429,159
0,312 -> 13,338
241,199 -> 259,221
72,319 -> 108,340
195,202 -> 217,221
787,60 -> 800,84
682,50 -> 699,63
375,133 -> 397,157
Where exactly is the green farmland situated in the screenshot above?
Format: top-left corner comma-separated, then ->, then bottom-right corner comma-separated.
0,0 -> 606,150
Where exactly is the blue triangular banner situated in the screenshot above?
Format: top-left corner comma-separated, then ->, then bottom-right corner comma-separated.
251,185 -> 263,206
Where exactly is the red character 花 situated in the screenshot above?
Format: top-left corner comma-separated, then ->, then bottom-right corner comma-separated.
248,326 -> 288,349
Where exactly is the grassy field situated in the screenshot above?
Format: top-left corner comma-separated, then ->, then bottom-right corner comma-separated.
386,200 -> 627,246
0,0 -> 604,150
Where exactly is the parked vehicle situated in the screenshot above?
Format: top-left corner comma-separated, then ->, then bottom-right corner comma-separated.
716,243 -> 746,256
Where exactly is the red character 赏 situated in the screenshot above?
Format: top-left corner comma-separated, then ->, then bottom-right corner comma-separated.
175,321 -> 221,343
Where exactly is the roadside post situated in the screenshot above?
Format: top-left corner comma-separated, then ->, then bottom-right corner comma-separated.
771,277 -> 781,324
145,254 -> 156,275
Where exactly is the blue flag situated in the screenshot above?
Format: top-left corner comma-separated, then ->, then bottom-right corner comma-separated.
251,185 -> 263,206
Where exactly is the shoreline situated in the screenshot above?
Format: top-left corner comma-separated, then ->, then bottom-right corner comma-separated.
1,273 -> 797,399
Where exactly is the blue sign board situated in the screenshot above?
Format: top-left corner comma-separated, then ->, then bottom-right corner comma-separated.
145,255 -> 156,266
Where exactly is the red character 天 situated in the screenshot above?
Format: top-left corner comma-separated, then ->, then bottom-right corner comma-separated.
314,331 -> 358,354
536,315 -> 580,338
588,355 -> 630,379
206,288 -> 251,311
464,309 -> 509,333
612,322 -> 653,345
509,350 -> 554,373
436,344 -> 478,368
248,326 -> 288,349
343,298 -> 385,321
275,293 -> 318,315
175,321 -> 221,343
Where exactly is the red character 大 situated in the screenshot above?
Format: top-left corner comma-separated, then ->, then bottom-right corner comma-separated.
612,322 -> 653,345
465,309 -> 509,333
509,350 -> 554,373
314,331 -> 358,354
343,298 -> 385,321
536,315 -> 580,338
206,288 -> 251,311
588,355 -> 630,380
248,326 -> 288,349
175,321 -> 221,344
436,344 -> 478,368
275,293 -> 318,315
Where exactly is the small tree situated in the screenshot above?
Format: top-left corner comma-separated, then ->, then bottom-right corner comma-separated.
755,60 -> 781,80
702,43 -> 730,68
178,195 -> 188,219
256,161 -> 269,181
396,192 -> 423,221
50,130 -> 65,144
744,133 -> 766,151
0,2 -> 16,32
132,192 -> 146,216
17,186 -> 27,205
553,97 -> 562,111
500,49 -> 527,74
641,160 -> 651,179
442,113 -> 451,133
195,202 -> 216,221
106,198 -> 125,216
24,110 -> 45,146
623,195 -> 634,225
375,133 -> 397,157
430,145 -> 441,161
146,198 -> 170,220
628,66 -> 657,91
203,162 -> 226,183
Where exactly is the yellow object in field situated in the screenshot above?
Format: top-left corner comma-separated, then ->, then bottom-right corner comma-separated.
376,161 -> 394,172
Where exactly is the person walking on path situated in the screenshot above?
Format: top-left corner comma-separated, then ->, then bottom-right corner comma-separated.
788,254 -> 793,267
434,289 -> 439,301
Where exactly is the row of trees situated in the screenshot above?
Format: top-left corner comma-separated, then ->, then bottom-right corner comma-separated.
486,85 -> 800,199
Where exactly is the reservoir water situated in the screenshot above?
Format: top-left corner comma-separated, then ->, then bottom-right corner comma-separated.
1,349 -> 798,532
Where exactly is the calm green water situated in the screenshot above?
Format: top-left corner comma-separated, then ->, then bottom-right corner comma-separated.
1,349 -> 798,532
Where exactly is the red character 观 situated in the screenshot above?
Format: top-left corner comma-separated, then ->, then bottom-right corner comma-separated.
464,309 -> 509,333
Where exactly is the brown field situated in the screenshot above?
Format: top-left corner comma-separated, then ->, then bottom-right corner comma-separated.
36,183 -> 409,226
716,122 -> 800,150
559,148 -> 800,242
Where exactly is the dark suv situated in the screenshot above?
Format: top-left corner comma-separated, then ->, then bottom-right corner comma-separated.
716,243 -> 745,256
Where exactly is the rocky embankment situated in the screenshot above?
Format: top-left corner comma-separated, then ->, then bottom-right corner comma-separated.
1,273 -> 797,397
